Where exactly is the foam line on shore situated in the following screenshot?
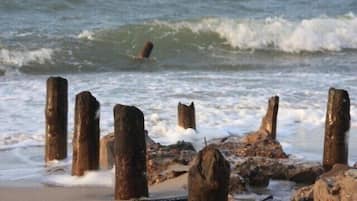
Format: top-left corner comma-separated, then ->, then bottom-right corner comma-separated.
43,168 -> 114,187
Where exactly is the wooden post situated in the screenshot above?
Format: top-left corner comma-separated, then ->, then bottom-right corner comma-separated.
188,146 -> 230,201
99,133 -> 115,170
72,91 -> 100,176
323,88 -> 350,171
259,96 -> 279,139
178,102 -> 196,129
45,76 -> 68,162
138,41 -> 154,58
114,104 -> 148,200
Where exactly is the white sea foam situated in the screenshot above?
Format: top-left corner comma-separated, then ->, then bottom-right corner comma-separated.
78,30 -> 94,40
44,168 -> 114,187
0,134 -> 44,150
153,13 -> 357,52
0,48 -> 54,66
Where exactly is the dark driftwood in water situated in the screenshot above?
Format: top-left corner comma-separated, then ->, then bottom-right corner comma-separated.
114,104 -> 148,200
259,96 -> 279,139
178,102 -> 196,129
138,41 -> 154,58
45,76 -> 68,162
188,146 -> 230,201
72,91 -> 100,176
323,88 -> 350,171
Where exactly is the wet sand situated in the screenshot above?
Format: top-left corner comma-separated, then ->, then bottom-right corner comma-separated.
0,174 -> 188,201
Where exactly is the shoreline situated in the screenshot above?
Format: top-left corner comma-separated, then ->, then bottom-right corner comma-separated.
0,173 -> 188,201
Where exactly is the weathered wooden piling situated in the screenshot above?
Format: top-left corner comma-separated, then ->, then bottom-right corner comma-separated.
259,96 -> 279,139
178,102 -> 196,129
114,104 -> 148,200
138,41 -> 154,58
99,133 -> 115,170
45,76 -> 68,162
323,88 -> 350,171
72,91 -> 100,176
188,146 -> 230,201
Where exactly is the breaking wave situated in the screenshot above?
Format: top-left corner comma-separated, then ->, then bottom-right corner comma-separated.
0,48 -> 54,66
149,13 -> 357,53
2,13 -> 357,75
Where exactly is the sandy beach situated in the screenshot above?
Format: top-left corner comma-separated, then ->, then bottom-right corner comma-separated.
0,173 -> 188,201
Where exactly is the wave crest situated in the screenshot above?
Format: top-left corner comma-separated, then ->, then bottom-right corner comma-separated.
151,13 -> 357,52
0,48 -> 54,66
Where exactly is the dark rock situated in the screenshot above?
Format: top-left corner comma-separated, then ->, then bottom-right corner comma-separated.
229,174 -> 247,193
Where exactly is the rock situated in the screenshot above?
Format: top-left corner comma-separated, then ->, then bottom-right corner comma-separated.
99,133 -> 115,170
147,141 -> 196,184
287,162 -> 324,184
320,163 -> 349,179
229,174 -> 247,194
233,157 -> 323,186
291,186 -> 313,201
212,135 -> 288,159
188,146 -> 230,201
292,164 -> 357,201
354,162 -> 357,168
166,140 -> 195,152
248,169 -> 270,187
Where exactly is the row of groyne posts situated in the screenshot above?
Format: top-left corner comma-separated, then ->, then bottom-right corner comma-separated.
44,76 -> 351,201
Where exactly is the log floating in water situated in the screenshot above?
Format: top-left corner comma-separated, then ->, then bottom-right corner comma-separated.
45,76 -> 68,163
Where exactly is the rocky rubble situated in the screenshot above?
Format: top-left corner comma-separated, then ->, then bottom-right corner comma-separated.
99,132 -> 196,185
99,96 -> 329,199
292,164 -> 357,201
147,140 -> 196,185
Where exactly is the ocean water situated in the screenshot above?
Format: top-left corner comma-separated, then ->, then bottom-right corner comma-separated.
0,0 -> 356,192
